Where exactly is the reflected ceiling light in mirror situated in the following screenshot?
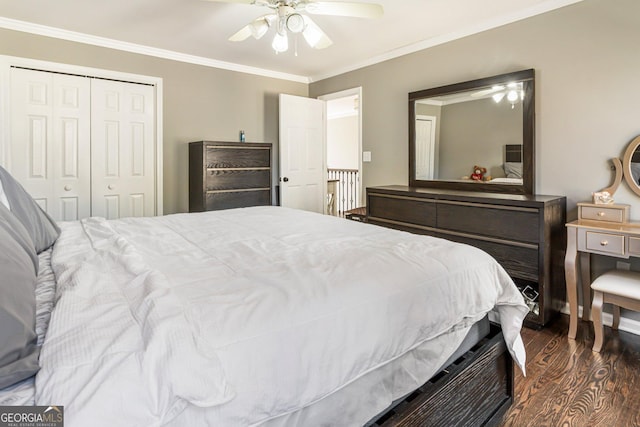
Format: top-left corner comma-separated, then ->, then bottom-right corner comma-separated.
490,82 -> 525,108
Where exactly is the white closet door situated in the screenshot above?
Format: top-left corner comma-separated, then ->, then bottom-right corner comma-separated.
91,79 -> 155,219
9,68 -> 91,221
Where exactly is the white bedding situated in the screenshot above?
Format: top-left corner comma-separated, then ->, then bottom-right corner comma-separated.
35,206 -> 528,426
488,177 -> 523,184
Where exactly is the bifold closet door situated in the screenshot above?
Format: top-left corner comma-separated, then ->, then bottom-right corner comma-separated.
9,68 -> 91,221
90,79 -> 155,219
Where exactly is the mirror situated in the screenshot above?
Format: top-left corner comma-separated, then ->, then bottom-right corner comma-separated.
409,69 -> 535,194
623,135 -> 640,197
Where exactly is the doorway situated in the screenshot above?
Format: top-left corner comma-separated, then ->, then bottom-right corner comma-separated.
319,87 -> 363,215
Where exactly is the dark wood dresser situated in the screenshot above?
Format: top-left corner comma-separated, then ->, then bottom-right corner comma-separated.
189,141 -> 272,212
366,186 -> 566,329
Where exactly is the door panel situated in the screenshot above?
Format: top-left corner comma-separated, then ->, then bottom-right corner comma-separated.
9,68 -> 91,221
91,79 -> 155,219
415,115 -> 436,180
279,94 -> 326,214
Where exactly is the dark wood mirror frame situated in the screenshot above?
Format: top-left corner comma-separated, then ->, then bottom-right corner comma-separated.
409,69 -> 535,195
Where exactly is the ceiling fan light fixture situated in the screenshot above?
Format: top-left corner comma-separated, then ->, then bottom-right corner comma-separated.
272,31 -> 289,53
302,15 -> 332,49
286,13 -> 306,33
250,18 -> 270,39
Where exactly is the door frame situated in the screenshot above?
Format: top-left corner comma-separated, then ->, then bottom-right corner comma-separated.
0,55 -> 164,215
318,87 -> 363,207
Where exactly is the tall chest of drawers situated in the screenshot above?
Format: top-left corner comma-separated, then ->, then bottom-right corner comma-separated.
366,186 -> 567,328
189,141 -> 272,212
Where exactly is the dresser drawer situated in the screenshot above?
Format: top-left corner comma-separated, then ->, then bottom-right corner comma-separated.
585,231 -> 625,256
578,204 -> 629,223
437,202 -> 539,244
434,231 -> 540,282
205,189 -> 271,210
205,147 -> 270,168
368,194 -> 436,227
206,169 -> 270,191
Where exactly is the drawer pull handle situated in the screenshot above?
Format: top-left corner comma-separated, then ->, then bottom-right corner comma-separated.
597,212 -> 606,217
600,240 -> 609,246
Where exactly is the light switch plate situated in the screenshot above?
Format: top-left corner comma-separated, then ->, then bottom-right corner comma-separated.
363,151 -> 372,162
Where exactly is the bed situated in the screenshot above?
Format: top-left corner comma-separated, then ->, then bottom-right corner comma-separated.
0,165 -> 528,427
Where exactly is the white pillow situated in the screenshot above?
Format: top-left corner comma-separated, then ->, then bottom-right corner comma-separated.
0,179 -> 10,210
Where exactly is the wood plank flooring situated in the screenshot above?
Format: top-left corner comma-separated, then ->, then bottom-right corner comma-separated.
498,314 -> 640,426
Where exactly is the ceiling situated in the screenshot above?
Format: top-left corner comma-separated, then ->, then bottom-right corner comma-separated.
0,0 -> 583,82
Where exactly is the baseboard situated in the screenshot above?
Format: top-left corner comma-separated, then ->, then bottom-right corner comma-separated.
561,303 -> 640,336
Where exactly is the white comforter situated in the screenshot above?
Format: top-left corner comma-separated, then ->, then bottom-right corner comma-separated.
35,206 -> 528,426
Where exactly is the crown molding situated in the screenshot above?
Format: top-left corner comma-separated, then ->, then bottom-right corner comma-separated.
0,17 -> 310,84
308,0 -> 585,82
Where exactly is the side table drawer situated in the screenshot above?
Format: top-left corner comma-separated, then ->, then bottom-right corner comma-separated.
585,231 -> 625,256
578,203 -> 629,223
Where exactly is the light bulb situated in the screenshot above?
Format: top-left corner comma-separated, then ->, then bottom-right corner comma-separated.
272,32 -> 288,53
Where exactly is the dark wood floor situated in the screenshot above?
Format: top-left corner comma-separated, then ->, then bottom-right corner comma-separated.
498,314 -> 640,426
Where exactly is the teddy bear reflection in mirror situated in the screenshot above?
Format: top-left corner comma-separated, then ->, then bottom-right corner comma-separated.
470,165 -> 487,181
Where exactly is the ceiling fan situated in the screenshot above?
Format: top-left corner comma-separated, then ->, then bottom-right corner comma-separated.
204,0 -> 384,54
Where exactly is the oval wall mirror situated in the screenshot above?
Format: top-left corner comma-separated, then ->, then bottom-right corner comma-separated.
623,135 -> 640,197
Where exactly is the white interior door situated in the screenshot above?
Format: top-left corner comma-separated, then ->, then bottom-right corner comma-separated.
91,79 -> 155,219
415,115 -> 437,180
279,94 -> 326,214
9,68 -> 91,221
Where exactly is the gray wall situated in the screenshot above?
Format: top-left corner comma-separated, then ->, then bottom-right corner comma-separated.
309,0 -> 640,221
0,29 -> 308,214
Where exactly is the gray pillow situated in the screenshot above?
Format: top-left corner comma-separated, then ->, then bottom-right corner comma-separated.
0,203 -> 40,388
0,166 -> 60,253
503,162 -> 523,179
0,178 -> 9,209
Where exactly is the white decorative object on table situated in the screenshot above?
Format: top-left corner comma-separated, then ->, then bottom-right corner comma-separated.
592,191 -> 615,205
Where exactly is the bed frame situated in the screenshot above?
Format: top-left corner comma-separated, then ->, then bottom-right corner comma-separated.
373,323 -> 513,427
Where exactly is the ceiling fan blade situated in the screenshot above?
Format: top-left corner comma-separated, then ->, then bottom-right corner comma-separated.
302,16 -> 333,49
229,24 -> 253,41
302,1 -> 383,19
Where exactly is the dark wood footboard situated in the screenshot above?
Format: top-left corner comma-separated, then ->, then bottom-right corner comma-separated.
373,324 -> 513,427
